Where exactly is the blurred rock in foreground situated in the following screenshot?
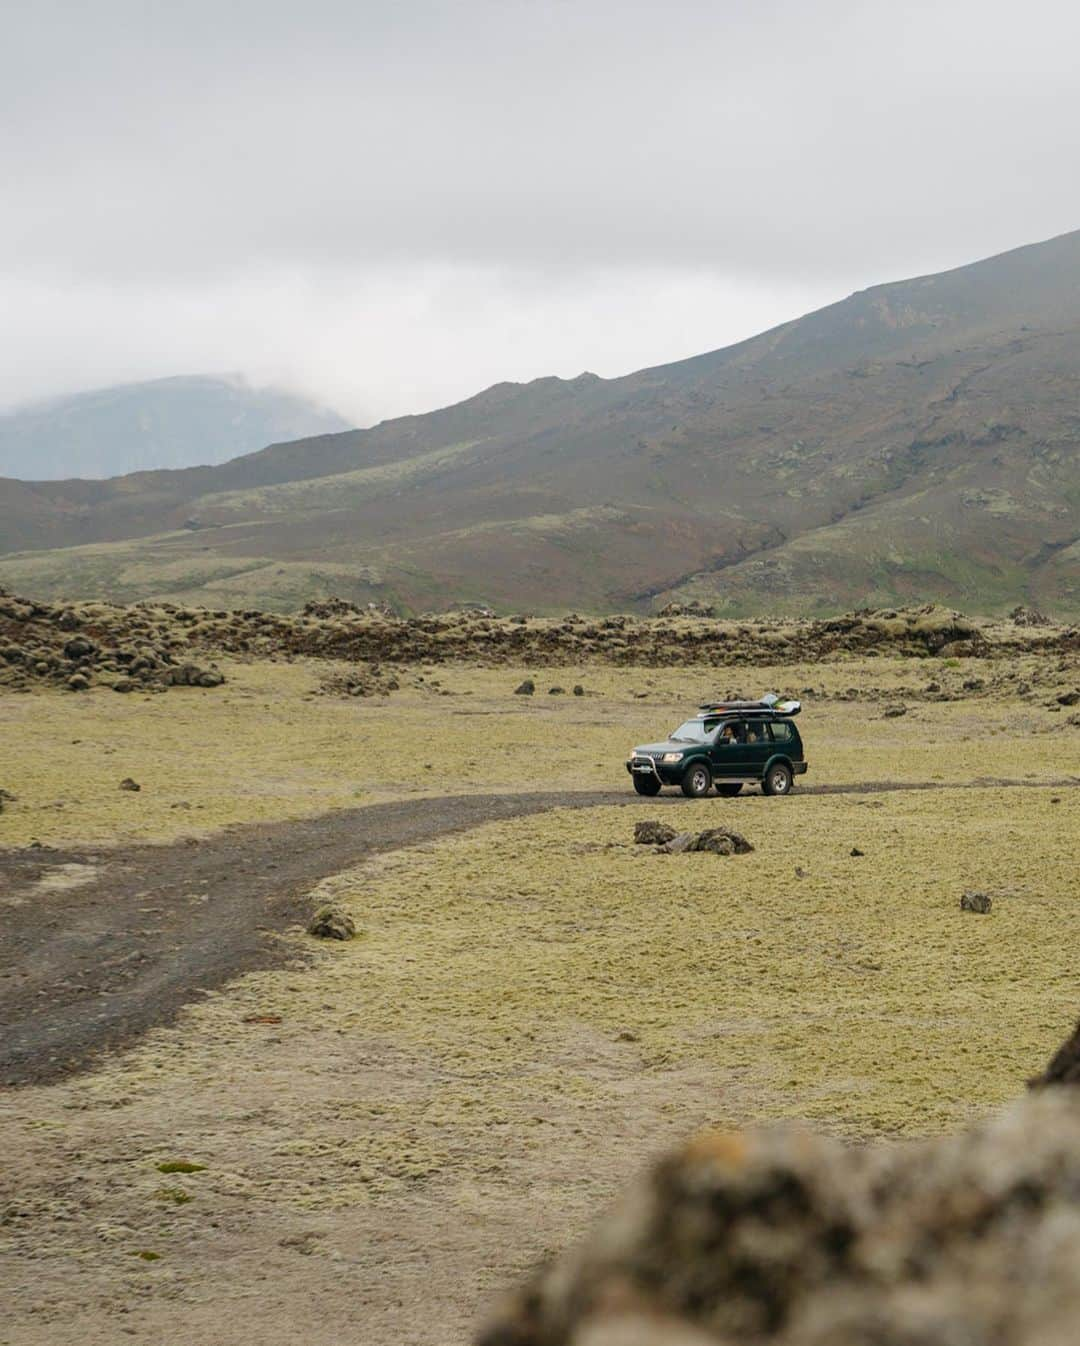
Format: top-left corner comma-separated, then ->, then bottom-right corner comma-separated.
480,1022 -> 1080,1346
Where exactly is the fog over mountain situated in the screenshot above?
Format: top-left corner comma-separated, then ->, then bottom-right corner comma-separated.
0,377 -> 350,481
5,1 -> 1080,420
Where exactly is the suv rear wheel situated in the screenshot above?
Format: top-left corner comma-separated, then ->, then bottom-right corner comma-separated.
715,782 -> 742,797
762,762 -> 793,796
633,774 -> 662,797
681,761 -> 712,798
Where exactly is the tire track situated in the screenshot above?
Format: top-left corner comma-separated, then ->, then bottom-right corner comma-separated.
1,777 -> 1075,1086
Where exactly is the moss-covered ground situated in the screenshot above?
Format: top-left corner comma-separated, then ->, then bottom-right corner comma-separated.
0,652 -> 1077,1345
1,652 -> 1074,848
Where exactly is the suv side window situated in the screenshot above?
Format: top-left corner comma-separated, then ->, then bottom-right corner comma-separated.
769,721 -> 794,742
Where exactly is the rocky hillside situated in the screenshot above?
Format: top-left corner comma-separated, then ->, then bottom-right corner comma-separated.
1,234 -> 1079,617
0,375 -> 349,481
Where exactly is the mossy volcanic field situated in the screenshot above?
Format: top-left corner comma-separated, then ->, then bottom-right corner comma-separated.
1,633 -> 1078,1346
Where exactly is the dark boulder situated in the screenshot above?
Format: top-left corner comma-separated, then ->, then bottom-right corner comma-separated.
307,905 -> 356,940
634,821 -> 677,846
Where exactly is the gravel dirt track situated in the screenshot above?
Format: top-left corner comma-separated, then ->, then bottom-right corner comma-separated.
1,778 -> 1076,1087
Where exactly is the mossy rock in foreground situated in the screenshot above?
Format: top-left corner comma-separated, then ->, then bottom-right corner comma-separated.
479,1025 -> 1080,1346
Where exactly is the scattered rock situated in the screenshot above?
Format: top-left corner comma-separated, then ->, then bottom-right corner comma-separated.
306,905 -> 356,940
0,593 -> 226,695
658,832 -> 696,854
1010,604 -> 1051,626
1056,689 -> 1080,706
0,591 -> 1072,705
960,890 -> 992,914
634,821 -> 677,846
690,827 -> 754,856
850,846 -> 865,857
548,686 -> 565,695
882,704 -> 907,717
514,679 -> 535,696
646,825 -> 754,856
794,865 -> 808,878
318,663 -> 400,698
572,684 -> 585,696
118,778 -> 141,792
615,1030 -> 640,1043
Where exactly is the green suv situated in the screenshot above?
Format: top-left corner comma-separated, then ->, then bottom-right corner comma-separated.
626,697 -> 808,798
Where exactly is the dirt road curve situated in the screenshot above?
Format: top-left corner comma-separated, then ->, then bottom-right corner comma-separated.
1,778 -> 1075,1087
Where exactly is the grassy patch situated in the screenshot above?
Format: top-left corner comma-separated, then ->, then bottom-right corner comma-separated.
1,654 -> 1072,847
271,793 -> 1077,1144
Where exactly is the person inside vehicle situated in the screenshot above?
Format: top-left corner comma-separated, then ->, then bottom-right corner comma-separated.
720,723 -> 742,744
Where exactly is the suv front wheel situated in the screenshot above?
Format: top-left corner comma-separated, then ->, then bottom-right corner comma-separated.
681,761 -> 713,798
762,762 -> 793,796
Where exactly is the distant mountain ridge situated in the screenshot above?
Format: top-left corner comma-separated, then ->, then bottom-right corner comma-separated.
1,231 -> 1079,616
0,375 -> 350,481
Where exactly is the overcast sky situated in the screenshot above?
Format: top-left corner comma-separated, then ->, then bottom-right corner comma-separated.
4,0 -> 1080,424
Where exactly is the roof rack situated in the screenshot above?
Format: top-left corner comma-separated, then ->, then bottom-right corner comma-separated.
697,694 -> 801,717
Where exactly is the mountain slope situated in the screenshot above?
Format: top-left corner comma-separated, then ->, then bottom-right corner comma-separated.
2,232 -> 1079,615
0,375 -> 350,481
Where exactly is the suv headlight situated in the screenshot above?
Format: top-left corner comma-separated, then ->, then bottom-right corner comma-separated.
661,752 -> 684,763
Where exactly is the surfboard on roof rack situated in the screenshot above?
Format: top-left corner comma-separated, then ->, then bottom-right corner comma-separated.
697,694 -> 802,717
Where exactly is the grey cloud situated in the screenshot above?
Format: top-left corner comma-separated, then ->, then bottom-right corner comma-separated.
3,0 -> 1080,415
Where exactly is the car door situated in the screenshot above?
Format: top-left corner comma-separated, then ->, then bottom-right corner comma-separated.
742,719 -> 774,778
710,721 -> 748,778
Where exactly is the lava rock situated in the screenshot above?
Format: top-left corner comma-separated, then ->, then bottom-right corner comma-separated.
960,890 -> 992,914
690,827 -> 754,856
634,821 -> 677,846
514,679 -> 535,696
119,777 -> 141,792
478,1020 -> 1080,1346
659,832 -> 696,854
306,905 -> 356,940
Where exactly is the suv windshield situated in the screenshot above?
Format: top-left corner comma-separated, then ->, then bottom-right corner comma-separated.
669,719 -> 718,744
